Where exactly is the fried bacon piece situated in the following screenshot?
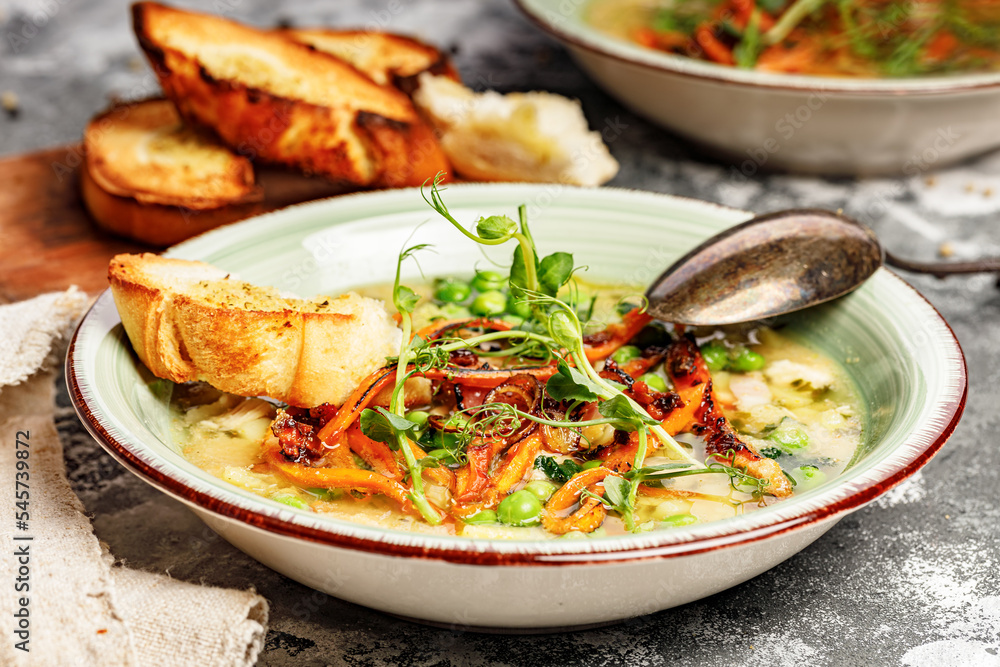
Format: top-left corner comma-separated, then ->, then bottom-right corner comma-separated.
666,334 -> 792,497
271,409 -> 324,463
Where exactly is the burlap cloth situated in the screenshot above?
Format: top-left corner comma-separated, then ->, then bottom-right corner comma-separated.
0,288 -> 269,666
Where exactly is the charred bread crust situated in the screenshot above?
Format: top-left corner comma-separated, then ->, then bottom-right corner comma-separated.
81,165 -> 263,247
83,98 -> 262,209
108,253 -> 402,407
81,97 -> 267,245
131,2 -> 451,188
282,28 -> 461,92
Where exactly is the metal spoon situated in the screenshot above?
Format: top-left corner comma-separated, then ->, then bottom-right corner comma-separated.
645,208 -> 1000,326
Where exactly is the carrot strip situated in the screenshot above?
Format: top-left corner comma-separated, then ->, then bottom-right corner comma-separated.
695,26 -> 735,65
925,31 -> 957,62
756,43 -> 816,73
620,354 -> 663,379
731,0 -> 775,30
322,434 -> 359,469
345,423 -> 402,481
404,438 -> 456,490
599,436 -> 640,473
637,485 -> 714,500
659,384 -> 703,434
482,432 -> 543,506
541,467 -> 616,535
454,441 -> 494,503
665,335 -> 792,497
265,445 -> 416,514
583,310 -> 653,362
316,367 -> 396,445
634,26 -> 659,49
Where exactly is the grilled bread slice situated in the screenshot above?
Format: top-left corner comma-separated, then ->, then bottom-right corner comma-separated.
412,74 -> 619,186
132,2 -> 451,188
82,98 -> 264,246
109,253 -> 401,407
285,29 -> 460,88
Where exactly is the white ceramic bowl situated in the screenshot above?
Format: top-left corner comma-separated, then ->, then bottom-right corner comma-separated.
67,184 -> 966,629
515,0 -> 1000,176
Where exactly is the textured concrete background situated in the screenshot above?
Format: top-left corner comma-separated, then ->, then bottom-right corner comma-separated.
3,0 -> 999,664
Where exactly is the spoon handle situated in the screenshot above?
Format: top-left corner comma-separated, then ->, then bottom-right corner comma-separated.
884,251 -> 1000,278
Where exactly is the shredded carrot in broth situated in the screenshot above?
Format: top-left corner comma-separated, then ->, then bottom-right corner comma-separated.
176,184 -> 865,539
588,0 -> 1000,76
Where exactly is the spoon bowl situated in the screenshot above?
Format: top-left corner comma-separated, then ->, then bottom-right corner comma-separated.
645,209 -> 885,326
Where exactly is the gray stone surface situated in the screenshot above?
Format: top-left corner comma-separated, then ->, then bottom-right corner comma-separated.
4,0 -> 1000,664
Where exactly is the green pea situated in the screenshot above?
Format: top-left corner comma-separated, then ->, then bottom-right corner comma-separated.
559,531 -> 589,540
639,373 -> 668,392
768,421 -> 810,451
506,295 -> 533,319
472,270 -> 505,293
273,494 -> 311,510
792,465 -> 827,491
434,278 -> 471,304
659,513 -> 697,528
581,460 -> 603,470
471,290 -> 507,317
524,480 -> 558,502
497,490 -> 542,527
700,342 -> 730,372
464,509 -> 498,525
611,345 -> 642,366
730,347 -> 766,372
439,303 -> 472,319
405,410 -> 430,427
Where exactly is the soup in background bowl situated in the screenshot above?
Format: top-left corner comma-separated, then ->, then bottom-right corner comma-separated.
587,0 -> 1000,78
515,0 -> 1000,175
68,184 -> 965,628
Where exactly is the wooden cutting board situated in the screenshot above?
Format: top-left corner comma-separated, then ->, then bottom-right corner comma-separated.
0,146 -> 144,303
0,145 -> 351,304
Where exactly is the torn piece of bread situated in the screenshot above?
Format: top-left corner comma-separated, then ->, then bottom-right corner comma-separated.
132,2 -> 451,188
82,99 -> 264,246
109,253 -> 401,407
411,73 -> 619,186
285,29 -> 460,87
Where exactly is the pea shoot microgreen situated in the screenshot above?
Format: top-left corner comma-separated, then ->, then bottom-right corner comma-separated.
371,176 -> 764,531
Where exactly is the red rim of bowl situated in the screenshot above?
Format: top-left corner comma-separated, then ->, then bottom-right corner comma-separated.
512,0 -> 1000,96
66,272 -> 967,568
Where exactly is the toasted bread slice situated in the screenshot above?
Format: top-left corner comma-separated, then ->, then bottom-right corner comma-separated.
82,99 -> 265,246
81,166 -> 264,247
84,98 -> 261,209
109,253 -> 401,407
132,2 -> 451,188
285,29 -> 460,87
412,74 -> 619,186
